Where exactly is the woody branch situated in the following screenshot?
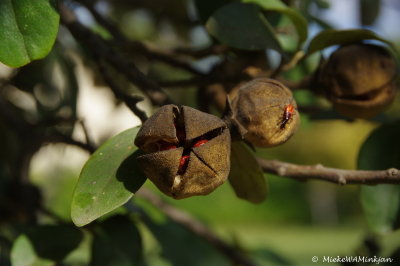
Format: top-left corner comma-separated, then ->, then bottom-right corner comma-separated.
257,158 -> 400,185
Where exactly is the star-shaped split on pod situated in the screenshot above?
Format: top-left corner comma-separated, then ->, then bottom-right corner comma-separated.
134,105 -> 231,199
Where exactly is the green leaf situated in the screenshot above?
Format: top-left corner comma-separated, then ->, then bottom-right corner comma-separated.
71,127 -> 147,227
229,141 -> 268,203
307,29 -> 394,55
358,123 -> 400,234
315,0 -> 330,9
358,123 -> 400,170
243,0 -> 308,47
90,215 -> 142,266
206,2 -> 282,51
11,225 -> 83,266
194,0 -> 232,22
361,185 -> 400,234
11,235 -> 53,266
252,248 -> 293,266
360,0 -> 381,26
0,0 -> 60,67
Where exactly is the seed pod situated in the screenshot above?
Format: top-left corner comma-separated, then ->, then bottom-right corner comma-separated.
314,43 -> 397,118
230,78 -> 300,147
134,105 -> 231,199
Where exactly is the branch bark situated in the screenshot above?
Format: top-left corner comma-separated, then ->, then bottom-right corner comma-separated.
44,133 -> 96,154
257,158 -> 400,185
158,73 -> 251,88
136,188 -> 259,266
173,44 -> 230,58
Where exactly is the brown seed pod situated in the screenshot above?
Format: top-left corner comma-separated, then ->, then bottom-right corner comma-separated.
134,105 -> 231,199
314,43 -> 397,118
230,78 -> 300,148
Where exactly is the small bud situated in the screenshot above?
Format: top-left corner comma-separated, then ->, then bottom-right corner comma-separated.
314,43 -> 397,118
134,105 -> 231,199
230,78 -> 300,147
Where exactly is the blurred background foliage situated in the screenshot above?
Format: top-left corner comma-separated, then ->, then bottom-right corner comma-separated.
1,0 -> 400,265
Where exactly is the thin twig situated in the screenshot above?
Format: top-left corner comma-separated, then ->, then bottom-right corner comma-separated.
78,0 -> 204,76
78,0 -> 126,41
257,158 -> 400,185
270,51 -> 306,79
158,73 -> 251,88
173,44 -> 230,58
59,2 -> 173,106
269,56 -> 285,79
127,41 -> 205,76
44,133 -> 96,153
278,75 -> 313,90
97,60 -> 148,123
158,76 -> 216,88
136,188 -> 259,266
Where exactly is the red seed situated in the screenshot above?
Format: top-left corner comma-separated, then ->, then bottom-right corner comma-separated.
158,141 -> 177,151
180,155 -> 189,167
193,139 -> 208,147
178,155 -> 190,174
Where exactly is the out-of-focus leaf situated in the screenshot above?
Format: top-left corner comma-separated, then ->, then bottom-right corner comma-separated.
361,185 -> 400,234
11,225 -> 83,266
12,61 -> 45,93
11,235 -> 53,266
110,0 -> 192,41
315,0 -> 330,9
0,236 -> 11,266
309,109 -> 353,121
12,46 -> 79,124
144,218 -> 229,266
229,141 -> 268,203
307,29 -> 393,55
252,248 -> 293,266
194,0 -> 232,21
358,123 -> 400,175
0,0 -> 59,67
360,0 -> 381,26
243,0 -> 308,47
90,215 -> 142,266
358,123 -> 400,234
71,127 -> 147,227
206,2 -> 282,51
308,15 -> 333,30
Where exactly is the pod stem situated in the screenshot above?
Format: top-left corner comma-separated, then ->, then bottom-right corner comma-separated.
221,95 -> 248,141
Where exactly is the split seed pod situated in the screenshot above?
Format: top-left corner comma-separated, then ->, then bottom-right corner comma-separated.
230,78 -> 300,147
314,43 -> 397,118
134,105 -> 231,199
